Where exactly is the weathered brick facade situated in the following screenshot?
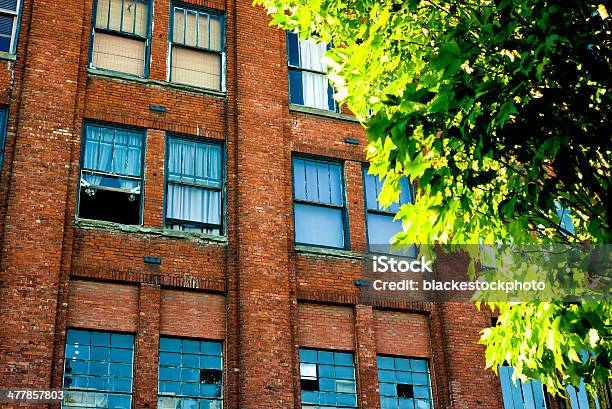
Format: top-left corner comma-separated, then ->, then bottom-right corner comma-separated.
0,0 -> 509,408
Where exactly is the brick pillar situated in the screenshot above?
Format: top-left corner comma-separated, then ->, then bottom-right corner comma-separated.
143,129 -> 165,228
345,161 -> 368,253
134,283 -> 161,409
433,252 -> 504,409
149,0 -> 170,82
0,0 -> 84,398
355,305 -> 380,409
233,0 -> 295,407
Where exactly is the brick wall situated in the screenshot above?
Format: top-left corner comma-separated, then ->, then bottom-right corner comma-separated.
0,0 -> 507,407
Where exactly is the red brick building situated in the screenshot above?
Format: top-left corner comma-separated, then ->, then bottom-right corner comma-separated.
0,0 -> 595,409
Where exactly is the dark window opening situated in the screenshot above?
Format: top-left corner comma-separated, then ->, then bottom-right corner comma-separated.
79,188 -> 140,225
397,383 -> 414,399
200,368 -> 222,384
301,378 -> 319,391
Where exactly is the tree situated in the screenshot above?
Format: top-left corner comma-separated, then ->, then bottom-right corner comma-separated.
254,0 -> 611,399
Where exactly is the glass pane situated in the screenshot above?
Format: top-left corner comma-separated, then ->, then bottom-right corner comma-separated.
299,349 -> 317,363
166,183 -> 221,225
92,31 -> 146,75
184,10 -> 197,47
173,8 -> 185,43
0,15 -> 14,52
160,337 -> 181,352
111,333 -> 134,348
367,212 -> 401,247
294,203 -> 344,248
300,363 -> 317,378
171,46 -> 222,90
201,341 -> 222,356
182,339 -> 199,353
66,330 -> 91,346
107,0 -> 122,31
0,0 -> 18,11
293,158 -> 307,200
287,32 -> 300,66
209,15 -> 222,51
288,69 -> 304,105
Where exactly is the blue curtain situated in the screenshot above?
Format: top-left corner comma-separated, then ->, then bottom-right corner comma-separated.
293,158 -> 342,205
166,138 -> 222,228
82,124 -> 142,190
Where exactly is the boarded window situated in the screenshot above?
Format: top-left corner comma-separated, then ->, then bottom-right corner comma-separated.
170,6 -> 225,90
90,0 -> 149,76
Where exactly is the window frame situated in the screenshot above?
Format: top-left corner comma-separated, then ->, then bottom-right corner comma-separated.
162,133 -> 226,235
299,347 -> 358,409
168,2 -> 227,92
376,354 -> 434,409
286,31 -> 339,113
62,327 -> 136,409
77,121 -> 147,225
0,106 -> 7,171
88,0 -> 153,78
362,166 -> 416,256
157,335 -> 224,408
0,0 -> 22,55
291,154 -> 350,250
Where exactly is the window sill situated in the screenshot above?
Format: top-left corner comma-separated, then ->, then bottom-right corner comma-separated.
0,52 -> 16,61
75,218 -> 228,245
289,104 -> 360,123
87,68 -> 227,99
295,244 -> 363,260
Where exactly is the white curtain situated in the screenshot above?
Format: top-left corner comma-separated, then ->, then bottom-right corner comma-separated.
299,39 -> 330,110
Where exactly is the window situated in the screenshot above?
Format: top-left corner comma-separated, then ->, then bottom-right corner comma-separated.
169,5 -> 225,90
499,366 -> 547,409
0,0 -> 21,54
0,106 -> 7,170
299,348 -> 358,409
79,123 -> 144,225
62,329 -> 134,409
363,170 -> 416,256
293,156 -> 347,249
165,136 -> 224,235
158,337 -> 223,409
90,0 -> 150,76
378,356 -> 433,409
287,32 -> 336,111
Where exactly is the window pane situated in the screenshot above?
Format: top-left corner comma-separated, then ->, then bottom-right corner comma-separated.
0,15 -> 14,53
158,338 -> 223,406
287,32 -> 300,66
288,68 -> 304,105
209,15 -> 222,51
0,0 -> 18,11
378,357 -> 432,409
92,32 -> 145,76
173,8 -> 185,43
172,46 -> 222,90
63,330 -> 134,409
166,183 -> 221,226
294,203 -> 344,248
298,38 -> 326,72
301,71 -> 332,110
184,10 -> 197,47
299,348 -> 358,408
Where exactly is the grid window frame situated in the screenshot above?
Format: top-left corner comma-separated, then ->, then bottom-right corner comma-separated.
77,121 -> 146,225
299,348 -> 358,409
292,155 -> 349,250
286,31 -> 338,112
168,3 -> 227,92
158,336 -> 224,409
163,134 -> 225,235
0,0 -> 22,55
362,168 -> 416,256
89,0 -> 152,77
377,355 -> 433,409
62,329 -> 135,409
